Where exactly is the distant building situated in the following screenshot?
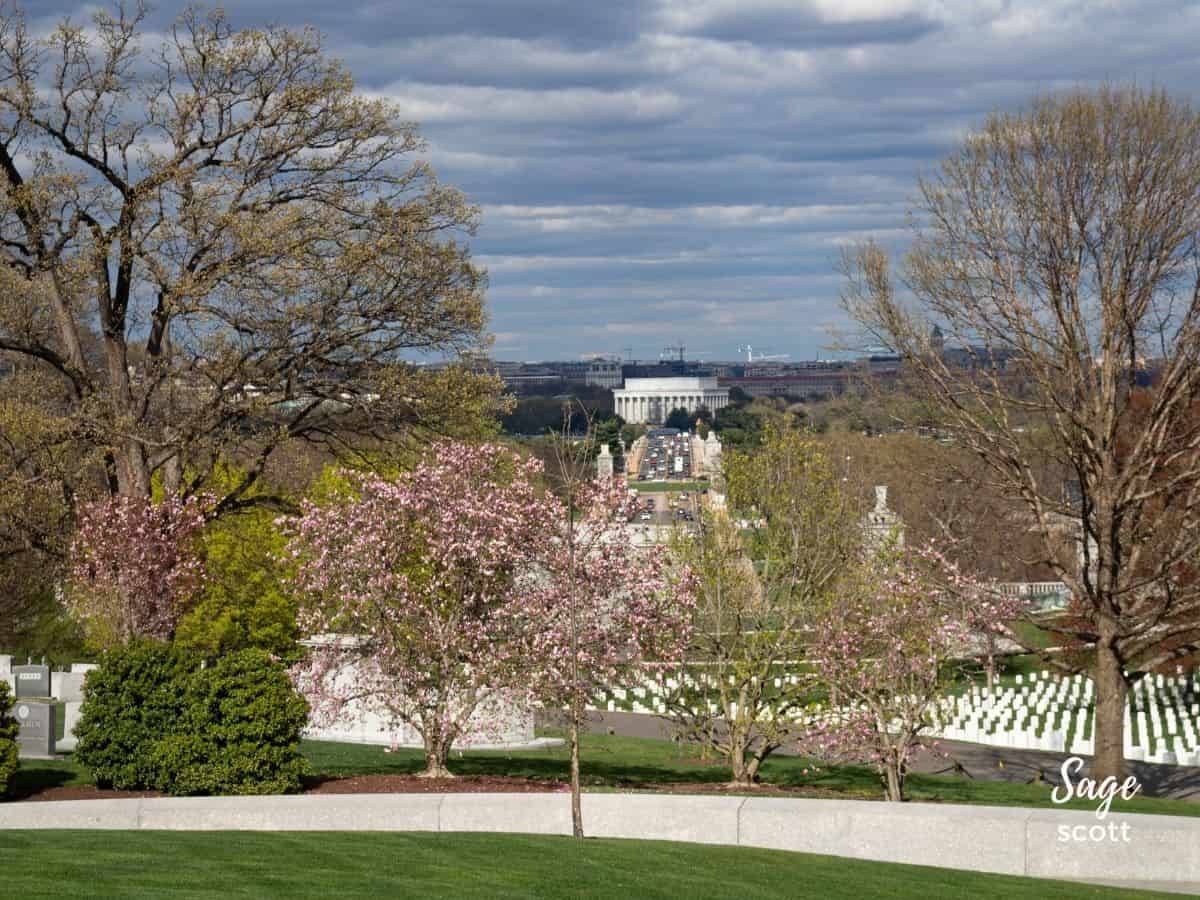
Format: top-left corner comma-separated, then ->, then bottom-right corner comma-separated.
614,376 -> 730,424
586,358 -> 623,389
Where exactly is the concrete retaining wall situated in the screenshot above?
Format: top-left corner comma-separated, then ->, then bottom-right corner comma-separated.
1,793 -> 1197,886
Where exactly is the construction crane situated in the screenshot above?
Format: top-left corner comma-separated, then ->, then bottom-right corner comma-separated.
738,345 -> 789,363
661,342 -> 687,363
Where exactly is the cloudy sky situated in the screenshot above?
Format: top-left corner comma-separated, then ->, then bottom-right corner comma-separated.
32,1 -> 1200,360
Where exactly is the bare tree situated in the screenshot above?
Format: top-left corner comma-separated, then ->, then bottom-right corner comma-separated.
842,85 -> 1200,779
0,4 -> 501,518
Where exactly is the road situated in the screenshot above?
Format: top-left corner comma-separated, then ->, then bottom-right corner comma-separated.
552,709 -> 1200,801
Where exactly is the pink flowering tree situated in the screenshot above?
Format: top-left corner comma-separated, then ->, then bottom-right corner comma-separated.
286,442 -> 562,778
528,471 -> 696,836
809,542 -> 995,801
960,587 -> 1028,694
67,495 -> 209,648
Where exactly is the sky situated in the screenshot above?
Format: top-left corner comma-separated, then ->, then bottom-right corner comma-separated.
30,1 -> 1200,361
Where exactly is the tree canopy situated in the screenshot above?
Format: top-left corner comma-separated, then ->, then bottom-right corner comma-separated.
0,4 -> 503,530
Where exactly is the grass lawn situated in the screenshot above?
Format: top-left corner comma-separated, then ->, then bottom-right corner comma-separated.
10,729 -> 1199,820
0,831 -> 1173,899
629,481 -> 701,492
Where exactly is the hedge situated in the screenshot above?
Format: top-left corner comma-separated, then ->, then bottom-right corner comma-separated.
0,679 -> 17,797
75,640 -> 309,795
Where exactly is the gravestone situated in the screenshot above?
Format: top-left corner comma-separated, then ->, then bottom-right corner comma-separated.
13,664 -> 50,699
51,671 -> 87,703
13,700 -> 56,757
56,702 -> 83,753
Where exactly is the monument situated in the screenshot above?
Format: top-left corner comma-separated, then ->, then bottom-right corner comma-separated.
596,443 -> 614,484
863,485 -> 904,549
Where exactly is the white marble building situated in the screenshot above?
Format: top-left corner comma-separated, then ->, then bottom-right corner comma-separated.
298,635 -> 558,750
613,376 -> 730,424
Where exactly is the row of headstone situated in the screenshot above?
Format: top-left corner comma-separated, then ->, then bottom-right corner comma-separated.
927,668 -> 1200,766
595,669 -> 809,717
587,664 -> 1200,768
0,655 -> 96,757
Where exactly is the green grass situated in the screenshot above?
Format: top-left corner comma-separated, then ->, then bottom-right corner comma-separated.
11,729 -> 1196,820
0,831 -> 1172,899
629,481 -> 701,492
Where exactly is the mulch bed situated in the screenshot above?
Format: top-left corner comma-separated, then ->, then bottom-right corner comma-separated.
11,774 -> 564,802
304,775 -> 565,795
14,786 -> 164,803
11,774 -> 867,802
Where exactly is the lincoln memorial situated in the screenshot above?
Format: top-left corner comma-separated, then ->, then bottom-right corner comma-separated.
613,376 -> 730,424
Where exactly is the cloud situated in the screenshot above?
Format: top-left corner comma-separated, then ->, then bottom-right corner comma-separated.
30,0 -> 1200,359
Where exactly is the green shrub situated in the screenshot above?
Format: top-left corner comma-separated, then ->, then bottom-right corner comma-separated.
73,639 -> 196,790
0,679 -> 19,797
75,642 -> 309,795
149,650 -> 309,795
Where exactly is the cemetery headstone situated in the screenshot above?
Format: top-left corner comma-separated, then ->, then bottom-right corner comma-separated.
56,702 -> 84,753
13,664 -> 50,699
13,700 -> 56,757
51,671 -> 87,703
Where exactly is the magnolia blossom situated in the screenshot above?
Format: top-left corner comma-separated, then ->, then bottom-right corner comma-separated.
525,478 -> 696,709
807,542 -> 997,802
287,444 -> 695,779
288,443 -> 554,777
68,494 -> 209,646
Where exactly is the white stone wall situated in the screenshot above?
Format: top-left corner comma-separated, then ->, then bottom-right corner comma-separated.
299,640 -> 537,749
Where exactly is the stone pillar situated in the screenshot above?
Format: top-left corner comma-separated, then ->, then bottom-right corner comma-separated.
596,444 -> 613,484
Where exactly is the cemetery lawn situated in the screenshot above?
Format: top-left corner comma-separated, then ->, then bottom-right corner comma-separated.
0,831 -> 1175,899
10,730 -> 1198,819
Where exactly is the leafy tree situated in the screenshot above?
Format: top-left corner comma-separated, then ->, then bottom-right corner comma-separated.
591,416 -> 626,471
174,505 -> 298,658
843,85 -> 1200,779
0,5 -> 501,521
0,371 -> 88,649
663,427 -> 859,786
664,407 -> 693,431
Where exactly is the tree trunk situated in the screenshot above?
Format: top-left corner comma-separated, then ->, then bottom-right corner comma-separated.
883,758 -> 904,802
726,724 -> 757,787
418,730 -> 455,779
985,653 -> 996,694
569,706 -> 583,837
729,745 -> 752,787
1092,635 -> 1128,781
